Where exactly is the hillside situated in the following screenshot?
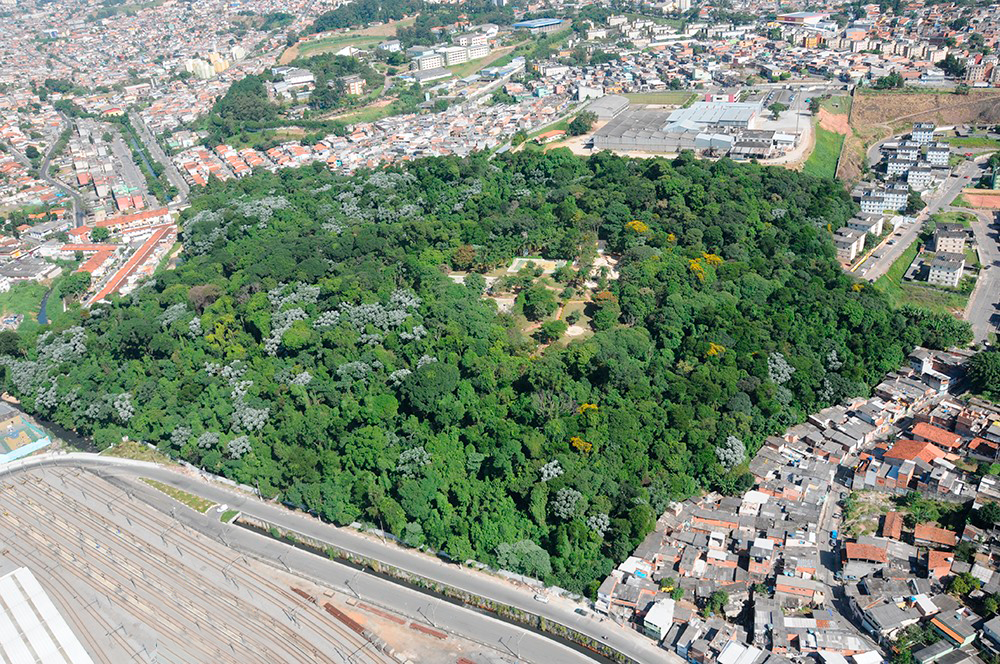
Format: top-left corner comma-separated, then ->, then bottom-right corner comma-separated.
0,150 -> 970,595
839,88 -> 1000,181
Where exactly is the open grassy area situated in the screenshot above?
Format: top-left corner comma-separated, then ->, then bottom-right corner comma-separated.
332,102 -> 400,125
819,95 -> 851,114
873,233 -> 971,314
895,282 -> 970,315
944,137 -> 1000,149
298,35 -> 382,58
932,210 -> 976,227
966,247 -> 981,268
220,509 -> 240,523
101,440 -> 172,464
803,126 -> 845,180
0,281 -> 47,319
874,237 -> 920,298
140,478 -> 215,513
624,91 -> 697,106
446,45 -> 518,79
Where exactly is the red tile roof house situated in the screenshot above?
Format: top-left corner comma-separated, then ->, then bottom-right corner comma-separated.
927,550 -> 953,579
844,542 -> 888,565
913,523 -> 957,549
883,439 -> 946,466
881,511 -> 904,540
910,422 -> 962,451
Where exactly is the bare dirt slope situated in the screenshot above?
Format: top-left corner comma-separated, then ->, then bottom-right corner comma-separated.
851,89 -> 1000,129
838,89 -> 1000,183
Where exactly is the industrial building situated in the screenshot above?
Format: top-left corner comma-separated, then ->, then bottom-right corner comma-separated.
583,94 -> 629,121
663,101 -> 760,129
590,99 -> 793,158
0,567 -> 95,663
512,18 -> 565,34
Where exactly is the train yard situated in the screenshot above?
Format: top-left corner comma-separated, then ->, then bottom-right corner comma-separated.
0,466 -> 397,664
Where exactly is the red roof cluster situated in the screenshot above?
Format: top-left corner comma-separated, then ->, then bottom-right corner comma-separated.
844,542 -> 888,563
911,422 -> 962,449
881,511 -> 903,540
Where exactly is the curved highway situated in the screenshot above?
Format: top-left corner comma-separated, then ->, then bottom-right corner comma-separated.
0,452 -> 678,664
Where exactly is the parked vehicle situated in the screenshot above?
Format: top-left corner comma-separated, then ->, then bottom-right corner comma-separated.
534,594 -> 549,603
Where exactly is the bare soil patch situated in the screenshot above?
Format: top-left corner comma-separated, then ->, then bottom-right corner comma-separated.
818,108 -> 849,135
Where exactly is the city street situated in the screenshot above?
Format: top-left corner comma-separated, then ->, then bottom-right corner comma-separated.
853,157 -> 983,282
0,452 -> 680,664
39,114 -> 85,227
964,207 -> 1000,343
109,125 -> 152,200
129,111 -> 190,202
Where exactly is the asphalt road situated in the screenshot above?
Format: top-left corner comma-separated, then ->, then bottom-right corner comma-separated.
40,114 -> 85,227
854,158 -> 983,282
964,207 -> 1000,343
129,111 -> 190,202
0,453 -> 679,664
110,126 -> 152,200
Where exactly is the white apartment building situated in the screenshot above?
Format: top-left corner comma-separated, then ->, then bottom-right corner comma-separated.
438,46 -> 469,66
912,123 -> 936,145
468,44 -> 490,60
934,229 -> 966,254
927,253 -> 964,288
907,166 -> 933,189
860,194 -> 887,215
926,145 -> 950,167
834,227 -> 866,261
884,184 -> 909,210
887,158 -> 916,177
847,214 -> 884,237
416,53 -> 445,70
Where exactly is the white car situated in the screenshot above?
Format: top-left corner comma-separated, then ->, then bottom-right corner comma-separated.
533,594 -> 549,603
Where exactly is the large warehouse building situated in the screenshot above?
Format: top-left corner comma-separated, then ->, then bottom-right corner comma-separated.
662,101 -> 760,129
512,18 -> 565,34
592,101 -> 767,154
0,567 -> 95,663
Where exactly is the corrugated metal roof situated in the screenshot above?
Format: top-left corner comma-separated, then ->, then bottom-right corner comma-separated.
0,567 -> 95,663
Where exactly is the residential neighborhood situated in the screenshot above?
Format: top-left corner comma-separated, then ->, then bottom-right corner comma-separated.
598,345 -> 1000,664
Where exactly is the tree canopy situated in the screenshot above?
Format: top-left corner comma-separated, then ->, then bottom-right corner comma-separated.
3,149 -> 970,596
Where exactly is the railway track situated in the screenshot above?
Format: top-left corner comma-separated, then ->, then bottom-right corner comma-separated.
0,468 -> 393,664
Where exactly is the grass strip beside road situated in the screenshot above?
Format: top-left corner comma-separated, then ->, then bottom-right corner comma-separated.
873,236 -> 920,300
102,440 -> 172,464
140,477 -> 215,513
944,137 -> 1000,149
803,126 -> 845,180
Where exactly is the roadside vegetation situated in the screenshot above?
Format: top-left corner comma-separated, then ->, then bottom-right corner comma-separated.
140,478 -> 215,513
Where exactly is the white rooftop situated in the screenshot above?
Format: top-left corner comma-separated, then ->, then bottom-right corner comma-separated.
0,567 -> 95,663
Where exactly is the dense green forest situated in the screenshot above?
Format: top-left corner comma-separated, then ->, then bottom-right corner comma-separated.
308,0 -> 513,34
2,150 -> 970,595
204,75 -> 281,145
289,54 -> 383,111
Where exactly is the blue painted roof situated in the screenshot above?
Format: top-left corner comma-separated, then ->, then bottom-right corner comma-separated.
513,18 -> 564,28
